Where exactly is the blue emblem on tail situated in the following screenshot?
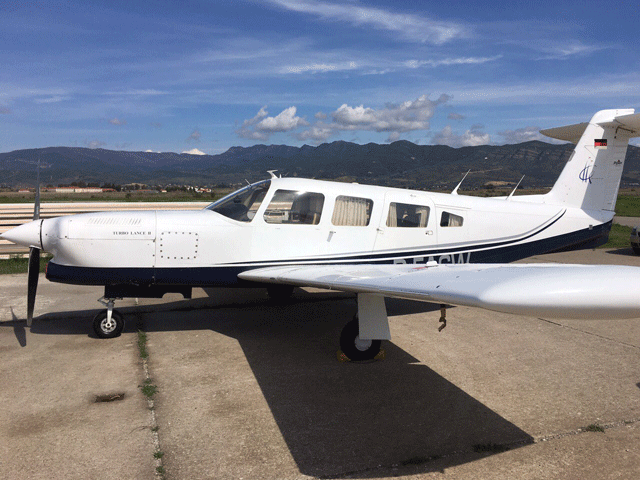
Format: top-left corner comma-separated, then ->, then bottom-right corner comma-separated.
579,165 -> 592,183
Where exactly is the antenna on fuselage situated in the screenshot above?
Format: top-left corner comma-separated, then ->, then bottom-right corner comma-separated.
267,170 -> 279,179
506,175 -> 525,201
451,170 -> 471,195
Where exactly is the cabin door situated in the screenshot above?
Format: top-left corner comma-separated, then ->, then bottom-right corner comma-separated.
373,191 -> 437,263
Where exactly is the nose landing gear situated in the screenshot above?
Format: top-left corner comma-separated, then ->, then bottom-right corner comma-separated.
93,296 -> 125,338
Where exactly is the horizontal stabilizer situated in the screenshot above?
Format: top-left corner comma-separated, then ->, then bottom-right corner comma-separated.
541,111 -> 640,143
239,263 -> 640,320
540,122 -> 588,143
597,112 -> 640,136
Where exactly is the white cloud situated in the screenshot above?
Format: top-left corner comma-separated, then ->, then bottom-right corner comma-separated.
258,106 -> 309,132
85,139 -> 106,149
386,132 -> 401,143
331,94 -> 450,134
237,106 -> 308,141
33,95 -> 69,104
534,41 -> 608,61
182,148 -> 206,155
498,126 -> 543,144
433,125 -> 490,147
186,129 -> 201,142
283,61 -> 357,74
448,112 -> 465,120
1,86 -> 70,100
109,117 -> 127,126
236,106 -> 269,140
104,89 -> 169,96
295,124 -> 334,143
268,0 -> 468,45
404,55 -> 502,68
245,94 -> 452,144
447,73 -> 640,105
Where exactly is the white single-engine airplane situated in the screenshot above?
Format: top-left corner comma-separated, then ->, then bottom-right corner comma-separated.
4,108 -> 640,360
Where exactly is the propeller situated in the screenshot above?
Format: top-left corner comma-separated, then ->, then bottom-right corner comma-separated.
26,160 -> 41,327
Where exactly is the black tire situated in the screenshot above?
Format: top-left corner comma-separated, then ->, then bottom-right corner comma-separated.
93,310 -> 124,339
266,284 -> 294,301
633,246 -> 640,255
340,318 -> 381,361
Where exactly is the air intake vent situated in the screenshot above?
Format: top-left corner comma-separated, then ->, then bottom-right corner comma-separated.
87,217 -> 142,225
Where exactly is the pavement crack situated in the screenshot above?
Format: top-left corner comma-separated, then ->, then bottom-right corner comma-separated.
535,417 -> 640,443
137,325 -> 166,479
320,419 -> 640,478
537,317 -> 640,350
319,437 -> 534,478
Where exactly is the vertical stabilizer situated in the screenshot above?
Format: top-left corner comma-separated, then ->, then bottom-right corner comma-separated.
542,109 -> 640,212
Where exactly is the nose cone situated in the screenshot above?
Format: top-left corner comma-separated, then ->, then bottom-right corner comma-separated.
1,220 -> 43,249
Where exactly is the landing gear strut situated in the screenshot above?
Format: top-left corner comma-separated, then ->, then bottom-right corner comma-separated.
93,297 -> 125,338
340,315 -> 382,361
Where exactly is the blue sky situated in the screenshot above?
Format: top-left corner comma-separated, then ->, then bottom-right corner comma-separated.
1,0 -> 639,155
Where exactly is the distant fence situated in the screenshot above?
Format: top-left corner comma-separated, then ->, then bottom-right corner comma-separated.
0,201 -> 210,256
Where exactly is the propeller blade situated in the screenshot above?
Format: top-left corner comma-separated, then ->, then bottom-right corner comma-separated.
27,247 -> 40,327
27,158 -> 42,327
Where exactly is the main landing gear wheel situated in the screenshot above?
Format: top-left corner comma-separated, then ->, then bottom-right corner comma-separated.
93,310 -> 124,339
340,317 -> 381,361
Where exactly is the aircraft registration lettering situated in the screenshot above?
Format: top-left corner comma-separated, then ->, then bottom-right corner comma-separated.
394,252 -> 471,265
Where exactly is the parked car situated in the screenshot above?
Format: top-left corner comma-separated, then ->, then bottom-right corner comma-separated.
631,226 -> 640,255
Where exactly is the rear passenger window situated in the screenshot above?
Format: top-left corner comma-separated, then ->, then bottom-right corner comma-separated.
332,196 -> 373,226
440,211 -> 464,227
386,203 -> 430,228
263,190 -> 324,225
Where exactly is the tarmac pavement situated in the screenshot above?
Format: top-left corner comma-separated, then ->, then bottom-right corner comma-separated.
1,247 -> 640,479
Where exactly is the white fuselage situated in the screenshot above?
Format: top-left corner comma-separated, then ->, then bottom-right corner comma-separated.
36,177 -> 612,287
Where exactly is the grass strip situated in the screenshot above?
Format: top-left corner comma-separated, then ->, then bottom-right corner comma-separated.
599,224 -> 633,249
615,195 -> 640,217
0,254 -> 52,275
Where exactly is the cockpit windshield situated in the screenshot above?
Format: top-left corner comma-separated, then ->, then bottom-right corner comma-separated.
205,180 -> 271,222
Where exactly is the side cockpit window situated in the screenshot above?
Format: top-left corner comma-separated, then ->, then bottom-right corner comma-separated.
332,196 -> 373,226
206,180 -> 270,222
264,189 -> 325,225
387,202 -> 430,228
440,211 -> 464,227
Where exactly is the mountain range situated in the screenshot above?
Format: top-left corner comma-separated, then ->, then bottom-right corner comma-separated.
2,141 -> 640,190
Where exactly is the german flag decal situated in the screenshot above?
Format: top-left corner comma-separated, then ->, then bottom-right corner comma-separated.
594,139 -> 607,149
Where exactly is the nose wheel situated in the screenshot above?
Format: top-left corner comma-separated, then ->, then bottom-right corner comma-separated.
93,297 -> 125,338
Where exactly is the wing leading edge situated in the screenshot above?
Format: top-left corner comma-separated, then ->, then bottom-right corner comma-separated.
239,263 -> 640,320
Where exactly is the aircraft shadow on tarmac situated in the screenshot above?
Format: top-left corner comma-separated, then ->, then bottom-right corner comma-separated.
605,247 -> 640,257
23,289 -> 534,477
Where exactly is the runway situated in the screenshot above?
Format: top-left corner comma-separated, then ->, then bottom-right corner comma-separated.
1,248 -> 640,479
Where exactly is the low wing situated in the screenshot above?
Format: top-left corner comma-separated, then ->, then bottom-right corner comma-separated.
239,263 -> 640,320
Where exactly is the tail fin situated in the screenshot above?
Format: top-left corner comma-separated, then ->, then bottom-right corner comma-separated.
542,109 -> 640,211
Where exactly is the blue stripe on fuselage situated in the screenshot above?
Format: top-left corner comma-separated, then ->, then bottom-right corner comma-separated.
45,221 -> 611,289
